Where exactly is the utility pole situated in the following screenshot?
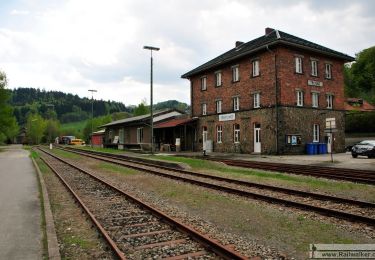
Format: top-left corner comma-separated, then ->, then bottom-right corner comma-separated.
88,89 -> 97,147
143,46 -> 160,154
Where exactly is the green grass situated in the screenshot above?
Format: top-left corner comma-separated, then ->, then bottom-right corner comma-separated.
62,235 -> 92,249
153,155 -> 373,195
60,120 -> 87,137
97,162 -> 138,175
52,148 -> 80,159
73,146 -> 128,154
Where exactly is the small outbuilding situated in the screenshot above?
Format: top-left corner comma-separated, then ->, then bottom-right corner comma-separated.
91,129 -> 105,148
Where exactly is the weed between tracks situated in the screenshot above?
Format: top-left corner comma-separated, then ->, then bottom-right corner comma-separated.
153,155 -> 375,202
97,162 -> 138,175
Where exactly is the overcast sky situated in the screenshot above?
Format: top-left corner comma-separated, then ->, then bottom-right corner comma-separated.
1,0 -> 374,106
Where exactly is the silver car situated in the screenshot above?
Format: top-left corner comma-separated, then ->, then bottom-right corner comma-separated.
351,140 -> 375,158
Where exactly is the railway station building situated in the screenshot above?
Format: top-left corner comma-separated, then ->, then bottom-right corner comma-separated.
182,28 -> 354,154
101,109 -> 197,152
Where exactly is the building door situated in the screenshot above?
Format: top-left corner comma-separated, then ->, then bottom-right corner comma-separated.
254,124 -> 261,153
326,133 -> 332,153
202,126 -> 208,151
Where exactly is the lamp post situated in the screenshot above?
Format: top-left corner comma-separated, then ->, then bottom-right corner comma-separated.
143,45 -> 160,154
88,89 -> 97,147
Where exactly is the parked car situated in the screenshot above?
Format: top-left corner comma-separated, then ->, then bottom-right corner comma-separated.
351,140 -> 375,158
69,139 -> 85,146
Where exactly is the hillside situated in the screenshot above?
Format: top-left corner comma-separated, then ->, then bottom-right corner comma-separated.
10,88 -> 130,125
9,88 -> 190,126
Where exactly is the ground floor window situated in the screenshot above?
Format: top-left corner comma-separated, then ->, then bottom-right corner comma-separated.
137,127 -> 143,143
216,125 -> 223,143
234,124 -> 240,143
313,124 -> 319,142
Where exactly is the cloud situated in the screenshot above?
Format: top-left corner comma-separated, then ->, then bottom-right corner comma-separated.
0,0 -> 374,106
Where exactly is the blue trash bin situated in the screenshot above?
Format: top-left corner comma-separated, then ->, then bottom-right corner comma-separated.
319,143 -> 327,154
312,143 -> 318,154
306,143 -> 314,155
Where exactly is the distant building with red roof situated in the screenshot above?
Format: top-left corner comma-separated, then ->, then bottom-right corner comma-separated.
344,98 -> 375,112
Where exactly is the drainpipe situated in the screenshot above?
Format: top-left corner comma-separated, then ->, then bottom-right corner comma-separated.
266,44 -> 279,154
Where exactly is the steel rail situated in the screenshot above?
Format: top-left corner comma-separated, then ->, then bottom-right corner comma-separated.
59,146 -> 375,208
38,147 -> 248,260
56,147 -> 375,226
38,155 -> 126,260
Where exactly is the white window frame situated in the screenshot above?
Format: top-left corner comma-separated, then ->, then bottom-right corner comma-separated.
325,63 -> 332,79
136,127 -> 143,143
311,60 -> 318,76
326,95 -> 333,109
201,76 -> 207,90
202,103 -> 207,115
252,60 -> 260,77
216,125 -> 223,143
254,93 -> 260,108
312,92 -> 319,108
233,96 -> 240,111
234,124 -> 240,143
216,100 -> 222,114
313,124 -> 319,142
295,57 -> 303,73
232,65 -> 239,82
215,71 -> 222,87
296,91 -> 304,107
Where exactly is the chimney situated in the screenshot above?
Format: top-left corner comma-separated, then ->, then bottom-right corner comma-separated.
235,41 -> 244,48
265,27 -> 274,35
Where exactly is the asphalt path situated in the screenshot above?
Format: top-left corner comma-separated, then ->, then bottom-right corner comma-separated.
0,145 -> 41,260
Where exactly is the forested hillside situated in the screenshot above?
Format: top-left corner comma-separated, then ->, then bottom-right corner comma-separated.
9,88 -> 130,124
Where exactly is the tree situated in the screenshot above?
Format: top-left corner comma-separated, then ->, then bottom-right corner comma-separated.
133,98 -> 150,116
26,113 -> 47,145
83,115 -> 112,142
0,71 -> 19,144
345,46 -> 375,104
44,119 -> 60,143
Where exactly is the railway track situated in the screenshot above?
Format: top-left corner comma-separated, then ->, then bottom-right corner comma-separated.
37,147 -> 247,259
56,146 -> 375,227
207,158 -> 375,185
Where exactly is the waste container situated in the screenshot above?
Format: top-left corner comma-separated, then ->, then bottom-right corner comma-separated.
318,143 -> 327,154
306,143 -> 314,155
312,143 -> 318,154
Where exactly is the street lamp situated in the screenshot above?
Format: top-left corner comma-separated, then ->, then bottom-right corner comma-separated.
143,45 -> 160,154
88,89 -> 97,147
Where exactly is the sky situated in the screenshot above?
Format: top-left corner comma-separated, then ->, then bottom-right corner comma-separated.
0,0 -> 374,106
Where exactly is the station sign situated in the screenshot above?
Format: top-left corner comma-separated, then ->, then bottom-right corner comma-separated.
308,80 -> 323,87
219,113 -> 235,122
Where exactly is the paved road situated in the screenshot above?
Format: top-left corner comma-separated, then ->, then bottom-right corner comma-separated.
0,145 -> 41,260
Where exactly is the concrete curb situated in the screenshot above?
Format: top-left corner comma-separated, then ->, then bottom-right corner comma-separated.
32,157 -> 61,260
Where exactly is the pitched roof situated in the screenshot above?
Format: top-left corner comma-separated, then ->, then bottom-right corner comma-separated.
154,117 -> 197,129
181,28 -> 355,78
345,98 -> 375,112
100,109 -> 183,128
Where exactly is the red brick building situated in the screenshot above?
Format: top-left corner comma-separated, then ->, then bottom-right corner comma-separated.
182,28 -> 354,154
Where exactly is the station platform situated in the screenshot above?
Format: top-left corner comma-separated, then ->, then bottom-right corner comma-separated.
0,145 -> 41,259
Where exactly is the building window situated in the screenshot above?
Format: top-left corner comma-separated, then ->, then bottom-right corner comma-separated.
295,57 -> 303,74
202,103 -> 207,115
234,124 -> 240,143
311,60 -> 318,76
254,93 -> 260,108
217,125 -> 223,143
312,92 -> 319,108
136,127 -> 143,143
233,96 -> 240,111
325,63 -> 332,79
296,91 -> 304,106
201,76 -> 207,90
216,100 -> 222,114
215,71 -> 222,87
232,65 -> 239,82
326,94 -> 333,109
252,60 -> 260,77
313,124 -> 319,142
